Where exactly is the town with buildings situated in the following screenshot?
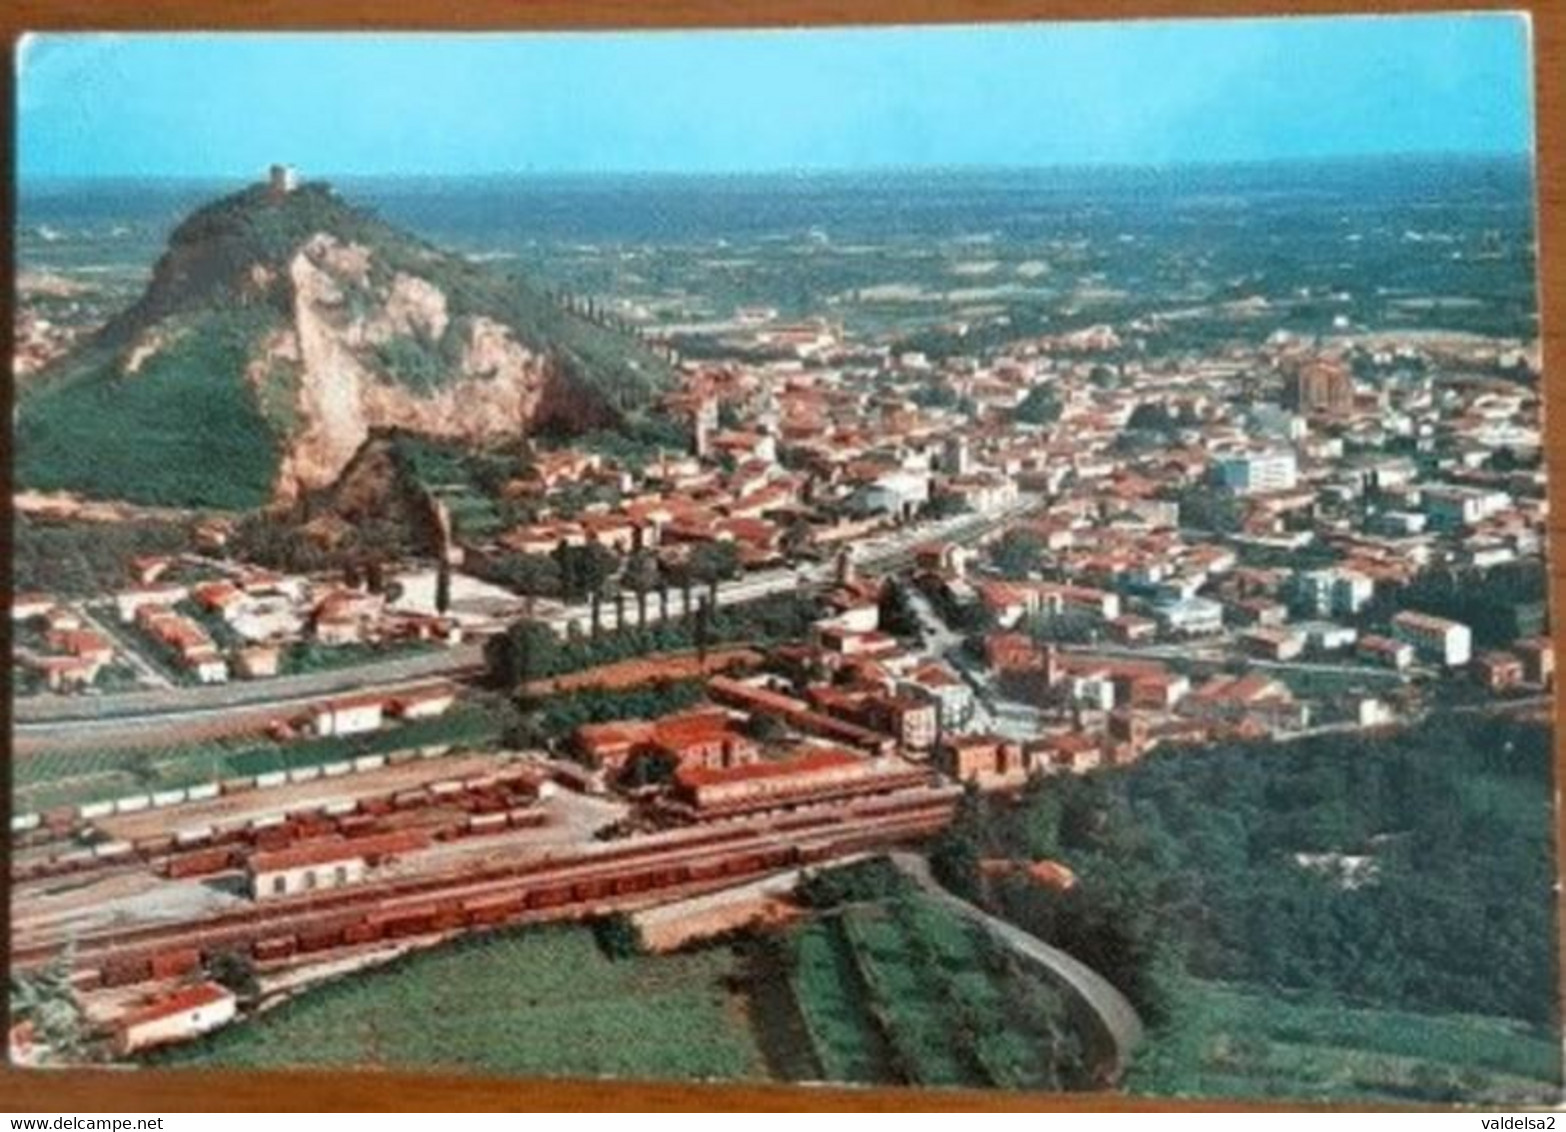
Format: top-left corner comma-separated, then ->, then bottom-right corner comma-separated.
12,260 -> 1551,1084
10,37 -> 1554,1097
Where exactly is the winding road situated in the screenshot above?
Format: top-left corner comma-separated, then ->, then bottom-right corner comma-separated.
888,851 -> 1145,1082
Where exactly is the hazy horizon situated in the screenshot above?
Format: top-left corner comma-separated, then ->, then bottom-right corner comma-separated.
18,19 -> 1533,180
16,150 -> 1537,190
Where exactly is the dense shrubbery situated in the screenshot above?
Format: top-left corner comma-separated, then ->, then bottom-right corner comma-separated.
515,679 -> 706,744
13,517 -> 194,597
936,713 -> 1558,1028
797,857 -> 908,909
566,417 -> 692,472
991,528 -> 1047,579
374,333 -> 448,395
1013,386 -> 1063,425
485,593 -> 818,689
1172,486 -> 1245,535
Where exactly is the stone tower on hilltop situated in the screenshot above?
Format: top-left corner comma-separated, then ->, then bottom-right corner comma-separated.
268,164 -> 299,199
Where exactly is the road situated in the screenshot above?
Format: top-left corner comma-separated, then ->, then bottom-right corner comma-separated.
79,605 -> 174,691
1056,639 -> 1412,681
16,497 -> 1046,745
889,851 -> 1144,1083
13,651 -> 482,739
902,583 -> 1031,737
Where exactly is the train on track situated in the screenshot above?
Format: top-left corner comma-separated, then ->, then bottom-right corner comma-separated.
17,789 -> 959,992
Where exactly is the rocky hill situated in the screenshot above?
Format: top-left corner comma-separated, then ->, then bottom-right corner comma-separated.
16,180 -> 672,510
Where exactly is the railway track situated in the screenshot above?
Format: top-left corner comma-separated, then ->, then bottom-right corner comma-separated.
14,789 -> 960,981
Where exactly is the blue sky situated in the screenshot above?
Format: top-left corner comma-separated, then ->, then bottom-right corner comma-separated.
17,16 -> 1534,179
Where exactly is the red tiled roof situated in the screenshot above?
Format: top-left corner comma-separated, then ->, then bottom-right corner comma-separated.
249,830 -> 428,875
676,747 -> 861,789
1392,610 -> 1465,634
120,983 -> 233,1030
1027,860 -> 1078,889
653,708 -> 740,750
909,663 -> 962,687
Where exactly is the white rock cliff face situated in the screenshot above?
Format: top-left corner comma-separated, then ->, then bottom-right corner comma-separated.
269,234 -> 555,504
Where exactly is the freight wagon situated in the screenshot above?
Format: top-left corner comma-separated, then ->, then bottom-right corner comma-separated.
253,936 -> 298,961
372,908 -> 439,939
342,921 -> 385,946
148,948 -> 202,980
99,956 -> 153,987
296,926 -> 347,954
165,847 -> 238,879
463,895 -> 524,927
527,883 -> 573,909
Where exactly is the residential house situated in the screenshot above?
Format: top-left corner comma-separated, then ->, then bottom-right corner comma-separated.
116,983 -> 237,1055
1391,611 -> 1472,667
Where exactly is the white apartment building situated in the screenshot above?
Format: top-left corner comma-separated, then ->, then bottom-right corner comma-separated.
1392,610 -> 1472,667
1215,450 -> 1298,496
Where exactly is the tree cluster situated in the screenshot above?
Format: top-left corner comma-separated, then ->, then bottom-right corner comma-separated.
13,517 -> 192,598
1013,387 -> 1064,426
935,712 -> 1558,1029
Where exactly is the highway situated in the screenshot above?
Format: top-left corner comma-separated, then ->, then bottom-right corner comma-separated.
15,645 -> 488,728
15,497 -> 1044,747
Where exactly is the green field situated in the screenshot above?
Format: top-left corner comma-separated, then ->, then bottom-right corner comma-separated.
280,639 -> 438,677
391,436 -> 509,538
113,846 -> 1566,1102
151,925 -> 765,1081
785,879 -> 1086,1091
1128,980 -> 1562,1105
14,703 -> 504,813
141,859 -> 1089,1091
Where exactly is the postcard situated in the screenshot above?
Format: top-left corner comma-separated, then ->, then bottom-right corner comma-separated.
10,18 -> 1556,1106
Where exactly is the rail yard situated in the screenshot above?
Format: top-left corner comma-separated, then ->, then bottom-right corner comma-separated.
13,734 -> 960,1028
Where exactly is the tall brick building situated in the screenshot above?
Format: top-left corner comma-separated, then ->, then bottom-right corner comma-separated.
1283,358 -> 1354,414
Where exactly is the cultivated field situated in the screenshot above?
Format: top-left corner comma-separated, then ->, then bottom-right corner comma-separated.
144,863 -> 1091,1090
1127,980 -> 1562,1105
782,889 -> 1086,1090
151,924 -> 766,1081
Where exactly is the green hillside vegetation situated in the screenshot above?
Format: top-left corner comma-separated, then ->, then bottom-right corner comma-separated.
179,182 -> 670,408
933,711 -> 1560,1103
12,517 -> 196,598
17,181 -> 671,509
17,307 -> 284,509
389,434 -> 511,538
